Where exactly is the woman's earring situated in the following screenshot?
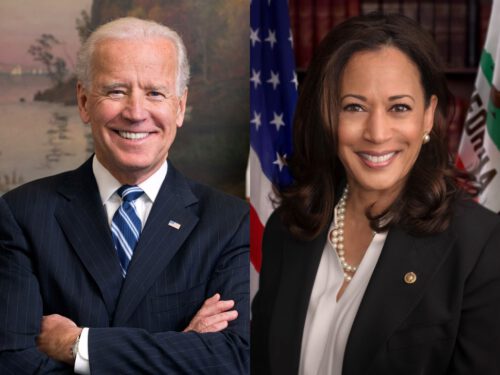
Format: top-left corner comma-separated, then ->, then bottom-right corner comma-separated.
423,132 -> 430,144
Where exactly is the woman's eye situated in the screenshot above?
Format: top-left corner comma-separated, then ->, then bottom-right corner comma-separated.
391,104 -> 411,112
343,103 -> 364,112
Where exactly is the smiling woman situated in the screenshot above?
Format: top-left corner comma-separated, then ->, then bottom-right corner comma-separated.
251,13 -> 500,375
337,46 -> 437,207
279,14 -> 455,240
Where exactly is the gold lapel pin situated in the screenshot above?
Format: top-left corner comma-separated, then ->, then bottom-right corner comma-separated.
404,272 -> 417,284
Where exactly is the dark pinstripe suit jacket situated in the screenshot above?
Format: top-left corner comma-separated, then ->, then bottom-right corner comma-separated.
0,158 -> 249,374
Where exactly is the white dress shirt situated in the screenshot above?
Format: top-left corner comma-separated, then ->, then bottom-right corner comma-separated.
299,208 -> 387,375
74,156 -> 168,374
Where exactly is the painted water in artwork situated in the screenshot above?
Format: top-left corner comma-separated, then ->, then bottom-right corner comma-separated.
0,0 -> 248,196
0,75 -> 92,193
0,74 -> 94,193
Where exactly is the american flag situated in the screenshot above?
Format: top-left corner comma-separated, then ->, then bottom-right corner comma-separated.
249,0 -> 298,300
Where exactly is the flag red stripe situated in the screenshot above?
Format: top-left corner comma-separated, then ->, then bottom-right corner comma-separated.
250,204 -> 264,272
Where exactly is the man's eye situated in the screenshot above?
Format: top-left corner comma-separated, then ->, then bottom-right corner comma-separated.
343,103 -> 364,112
149,91 -> 166,98
108,90 -> 126,98
391,104 -> 411,112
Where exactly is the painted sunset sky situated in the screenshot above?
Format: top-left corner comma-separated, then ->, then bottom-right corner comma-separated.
0,0 -> 92,73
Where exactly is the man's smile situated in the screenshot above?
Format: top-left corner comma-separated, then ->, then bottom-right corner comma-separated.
115,130 -> 150,140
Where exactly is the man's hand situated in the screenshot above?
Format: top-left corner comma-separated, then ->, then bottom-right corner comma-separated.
37,314 -> 82,365
183,293 -> 238,333
37,295 -> 235,365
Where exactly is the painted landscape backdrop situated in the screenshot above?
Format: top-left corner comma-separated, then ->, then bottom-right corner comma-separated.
0,0 -> 248,197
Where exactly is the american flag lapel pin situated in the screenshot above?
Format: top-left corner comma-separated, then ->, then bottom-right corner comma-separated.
168,220 -> 181,230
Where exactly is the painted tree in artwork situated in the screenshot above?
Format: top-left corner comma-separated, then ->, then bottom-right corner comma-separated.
88,0 -> 246,86
177,0 -> 246,84
212,0 -> 247,80
76,10 -> 92,43
28,34 -> 68,85
90,0 -> 133,28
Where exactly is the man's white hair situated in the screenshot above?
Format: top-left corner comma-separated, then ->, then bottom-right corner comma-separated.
76,17 -> 190,97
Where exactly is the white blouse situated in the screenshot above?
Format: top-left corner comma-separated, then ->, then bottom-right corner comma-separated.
298,217 -> 387,375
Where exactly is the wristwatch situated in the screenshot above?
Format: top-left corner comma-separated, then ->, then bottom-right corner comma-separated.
71,331 -> 82,360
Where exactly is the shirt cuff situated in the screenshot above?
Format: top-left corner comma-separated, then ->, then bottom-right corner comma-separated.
74,327 -> 90,374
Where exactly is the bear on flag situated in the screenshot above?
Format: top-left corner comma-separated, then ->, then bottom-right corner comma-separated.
457,0 -> 500,213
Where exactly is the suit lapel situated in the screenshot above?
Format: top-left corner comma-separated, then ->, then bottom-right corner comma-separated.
343,227 -> 456,375
54,159 -> 124,317
270,229 -> 327,375
113,165 -> 199,325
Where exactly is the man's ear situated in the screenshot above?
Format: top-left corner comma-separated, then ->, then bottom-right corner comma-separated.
77,82 -> 91,124
176,89 -> 188,128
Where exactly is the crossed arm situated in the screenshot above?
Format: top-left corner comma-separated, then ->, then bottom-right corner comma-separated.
0,197 -> 249,374
37,293 -> 238,366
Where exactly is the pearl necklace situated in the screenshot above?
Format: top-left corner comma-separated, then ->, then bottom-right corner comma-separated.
329,185 -> 357,282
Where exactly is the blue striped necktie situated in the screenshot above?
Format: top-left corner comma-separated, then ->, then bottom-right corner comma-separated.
111,185 -> 144,277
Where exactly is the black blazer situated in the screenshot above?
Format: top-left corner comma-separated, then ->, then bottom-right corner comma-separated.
0,158 -> 249,374
251,199 -> 500,375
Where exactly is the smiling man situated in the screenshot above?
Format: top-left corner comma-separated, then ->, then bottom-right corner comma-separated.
0,18 -> 249,374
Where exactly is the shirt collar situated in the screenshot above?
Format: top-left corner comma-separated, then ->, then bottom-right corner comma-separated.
92,156 -> 168,205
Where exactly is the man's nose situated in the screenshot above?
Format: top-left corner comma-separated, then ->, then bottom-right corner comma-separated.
363,109 -> 392,143
122,93 -> 147,122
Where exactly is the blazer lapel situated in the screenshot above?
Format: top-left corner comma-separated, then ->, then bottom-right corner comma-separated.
113,165 -> 199,325
270,229 -> 327,375
343,227 -> 457,375
54,159 -> 124,317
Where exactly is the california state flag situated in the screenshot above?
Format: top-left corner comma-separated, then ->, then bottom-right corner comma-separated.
457,0 -> 500,213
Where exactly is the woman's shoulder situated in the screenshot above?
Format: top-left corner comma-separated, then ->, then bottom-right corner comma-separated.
263,208 -> 310,243
262,208 -> 290,249
452,198 -> 500,227
265,208 -> 285,231
450,197 -> 500,245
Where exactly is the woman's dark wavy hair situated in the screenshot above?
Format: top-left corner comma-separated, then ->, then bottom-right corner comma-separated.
278,13 -> 463,240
